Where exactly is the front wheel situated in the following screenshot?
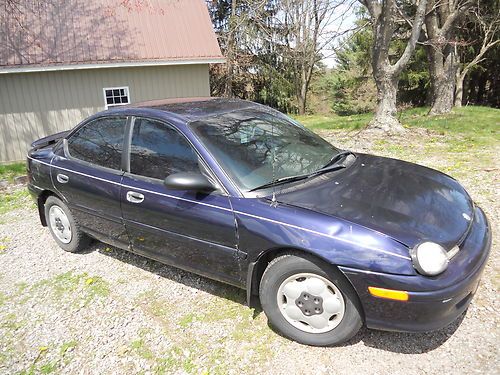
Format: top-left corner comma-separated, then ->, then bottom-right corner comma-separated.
259,253 -> 363,346
44,196 -> 91,253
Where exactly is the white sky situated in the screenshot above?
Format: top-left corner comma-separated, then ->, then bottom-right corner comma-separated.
320,2 -> 359,67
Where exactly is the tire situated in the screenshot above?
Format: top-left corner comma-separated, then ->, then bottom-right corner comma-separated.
259,252 -> 363,346
44,196 -> 91,253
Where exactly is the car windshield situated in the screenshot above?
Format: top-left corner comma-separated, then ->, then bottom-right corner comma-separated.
190,108 -> 339,191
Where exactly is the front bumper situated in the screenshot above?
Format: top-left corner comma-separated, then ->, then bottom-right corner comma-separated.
340,206 -> 492,332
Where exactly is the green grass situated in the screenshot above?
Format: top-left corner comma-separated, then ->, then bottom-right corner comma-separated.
30,272 -> 111,307
0,189 -> 31,216
293,112 -> 372,131
0,162 -> 26,183
399,106 -> 499,143
60,340 -> 78,356
130,339 -> 155,360
296,106 -> 499,183
132,287 -> 273,374
39,362 -> 58,374
295,106 -> 500,142
0,162 -> 32,216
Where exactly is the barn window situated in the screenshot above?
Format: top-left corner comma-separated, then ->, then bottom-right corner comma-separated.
103,87 -> 130,109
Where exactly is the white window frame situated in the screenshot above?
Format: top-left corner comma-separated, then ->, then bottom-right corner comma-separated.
103,86 -> 131,109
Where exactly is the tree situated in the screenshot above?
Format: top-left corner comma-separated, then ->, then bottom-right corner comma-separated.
318,21 -> 377,115
423,0 -> 473,115
360,0 -> 428,132
207,0 -> 356,114
207,0 -> 276,99
454,0 -> 499,107
277,0 -> 355,114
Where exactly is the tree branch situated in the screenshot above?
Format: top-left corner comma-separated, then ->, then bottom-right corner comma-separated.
393,0 -> 429,73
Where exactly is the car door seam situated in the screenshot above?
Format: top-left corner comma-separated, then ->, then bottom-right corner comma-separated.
49,154 -> 67,203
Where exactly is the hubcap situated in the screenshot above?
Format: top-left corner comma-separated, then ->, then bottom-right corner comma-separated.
277,273 -> 345,333
48,205 -> 72,244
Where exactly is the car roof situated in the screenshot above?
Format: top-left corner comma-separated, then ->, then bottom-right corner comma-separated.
125,97 -> 261,121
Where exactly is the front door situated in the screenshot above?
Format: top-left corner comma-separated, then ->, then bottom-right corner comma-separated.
51,116 -> 129,248
120,117 -> 241,285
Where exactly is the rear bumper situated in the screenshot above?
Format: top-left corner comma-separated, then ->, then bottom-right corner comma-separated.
27,182 -> 43,201
340,206 -> 491,332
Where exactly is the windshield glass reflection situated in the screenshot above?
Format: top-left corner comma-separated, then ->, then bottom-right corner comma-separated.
190,109 -> 338,191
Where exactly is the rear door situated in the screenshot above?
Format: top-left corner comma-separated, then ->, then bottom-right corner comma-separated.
120,117 -> 241,285
51,116 -> 129,247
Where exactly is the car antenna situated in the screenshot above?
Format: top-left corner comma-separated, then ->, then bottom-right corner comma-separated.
270,117 -> 278,208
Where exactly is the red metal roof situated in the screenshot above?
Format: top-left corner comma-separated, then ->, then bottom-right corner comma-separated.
0,0 -> 224,70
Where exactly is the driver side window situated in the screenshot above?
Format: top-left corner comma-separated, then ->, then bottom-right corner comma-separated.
129,118 -> 199,180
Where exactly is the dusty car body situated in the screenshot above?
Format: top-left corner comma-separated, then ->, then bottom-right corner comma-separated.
27,98 -> 491,345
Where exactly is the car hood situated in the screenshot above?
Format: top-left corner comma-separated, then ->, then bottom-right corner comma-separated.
276,153 -> 474,249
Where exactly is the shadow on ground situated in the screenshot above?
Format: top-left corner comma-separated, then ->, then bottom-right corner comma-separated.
342,313 -> 464,353
87,242 -> 464,354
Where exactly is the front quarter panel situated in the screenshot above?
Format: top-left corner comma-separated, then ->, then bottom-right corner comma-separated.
230,198 -> 415,277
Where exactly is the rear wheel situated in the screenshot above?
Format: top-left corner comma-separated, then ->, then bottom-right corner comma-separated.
259,253 -> 363,346
45,196 -> 91,253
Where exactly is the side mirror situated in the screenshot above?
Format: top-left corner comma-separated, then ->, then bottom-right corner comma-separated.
164,172 -> 215,192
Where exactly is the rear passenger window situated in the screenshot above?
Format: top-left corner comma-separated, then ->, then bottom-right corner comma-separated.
67,117 -> 126,170
129,118 -> 199,180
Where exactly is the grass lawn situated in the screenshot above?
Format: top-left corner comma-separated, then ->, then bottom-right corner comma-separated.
295,106 -> 499,143
297,106 -> 499,180
0,163 -> 30,217
0,162 -> 26,183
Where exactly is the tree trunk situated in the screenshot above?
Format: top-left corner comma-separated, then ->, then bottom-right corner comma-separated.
475,73 -> 487,104
430,73 -> 456,114
297,77 -> 308,115
224,0 -> 237,97
362,0 -> 427,133
454,68 -> 465,107
370,73 -> 406,132
297,95 -> 306,115
428,47 -> 456,115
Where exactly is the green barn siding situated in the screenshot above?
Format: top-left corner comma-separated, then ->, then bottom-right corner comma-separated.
0,64 -> 210,162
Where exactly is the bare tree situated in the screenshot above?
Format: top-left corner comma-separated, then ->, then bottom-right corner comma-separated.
360,0 -> 428,132
454,2 -> 499,107
423,0 -> 473,115
278,0 -> 357,114
208,0 -> 357,113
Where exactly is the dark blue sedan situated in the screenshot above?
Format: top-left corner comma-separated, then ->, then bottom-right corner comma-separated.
27,98 -> 491,346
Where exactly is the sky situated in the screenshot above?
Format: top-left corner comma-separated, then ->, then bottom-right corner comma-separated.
320,1 -> 359,68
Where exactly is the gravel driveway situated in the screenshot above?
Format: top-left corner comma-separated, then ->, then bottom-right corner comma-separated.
0,128 -> 498,375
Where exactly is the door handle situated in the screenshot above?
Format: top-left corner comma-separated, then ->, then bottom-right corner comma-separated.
126,191 -> 144,204
56,174 -> 69,184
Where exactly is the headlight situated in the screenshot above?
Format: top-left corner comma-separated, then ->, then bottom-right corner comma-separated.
410,242 -> 449,276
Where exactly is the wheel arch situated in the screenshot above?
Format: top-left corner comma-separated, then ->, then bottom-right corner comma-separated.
246,246 -> 362,312
37,190 -> 62,226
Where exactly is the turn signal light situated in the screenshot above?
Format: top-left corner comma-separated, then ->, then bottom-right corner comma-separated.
368,286 -> 409,301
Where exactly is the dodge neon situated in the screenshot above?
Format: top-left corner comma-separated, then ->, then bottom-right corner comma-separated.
27,98 -> 491,346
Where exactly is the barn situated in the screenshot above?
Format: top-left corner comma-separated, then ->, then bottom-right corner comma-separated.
0,0 -> 224,162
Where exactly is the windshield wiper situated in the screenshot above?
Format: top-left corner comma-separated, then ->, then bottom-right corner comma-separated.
248,174 -> 311,192
322,150 -> 355,169
249,150 -> 356,192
